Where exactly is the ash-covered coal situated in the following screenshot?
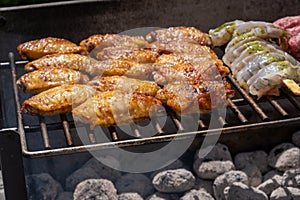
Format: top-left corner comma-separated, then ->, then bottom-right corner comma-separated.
26,130 -> 300,200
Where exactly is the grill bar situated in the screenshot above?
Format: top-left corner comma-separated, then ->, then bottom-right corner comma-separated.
60,114 -> 73,146
39,117 -> 51,149
88,132 -> 97,144
5,53 -> 300,158
227,99 -> 248,124
283,88 -> 300,110
168,111 -> 185,132
109,127 -> 119,141
132,124 -> 142,138
154,121 -> 164,134
198,119 -> 207,129
266,97 -> 289,118
227,75 -> 269,121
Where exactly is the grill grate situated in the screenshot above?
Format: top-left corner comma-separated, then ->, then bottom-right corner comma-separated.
3,52 -> 300,158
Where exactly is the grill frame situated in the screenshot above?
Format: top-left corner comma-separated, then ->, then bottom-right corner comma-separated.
5,51 -> 300,158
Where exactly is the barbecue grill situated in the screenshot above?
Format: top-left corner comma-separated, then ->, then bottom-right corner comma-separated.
0,1 -> 300,199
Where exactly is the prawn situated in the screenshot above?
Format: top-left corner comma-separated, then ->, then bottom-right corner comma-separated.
209,20 -> 244,47
235,53 -> 286,89
247,61 -> 298,98
224,40 -> 280,73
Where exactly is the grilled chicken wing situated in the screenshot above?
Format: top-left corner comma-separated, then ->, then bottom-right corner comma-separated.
153,53 -> 229,85
146,26 -> 212,45
17,37 -> 87,60
155,53 -> 230,77
21,84 -> 96,116
156,81 -> 234,114
17,67 -> 89,93
24,53 -> 99,72
24,53 -> 154,79
95,47 -> 160,63
72,91 -> 162,128
150,41 -> 218,58
88,76 -> 160,96
80,34 -> 149,52
83,59 -> 155,79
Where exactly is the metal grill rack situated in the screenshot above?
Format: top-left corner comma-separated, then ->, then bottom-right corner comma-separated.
2,52 -> 300,158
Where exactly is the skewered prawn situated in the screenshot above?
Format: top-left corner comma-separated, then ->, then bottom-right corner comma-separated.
236,53 -> 287,89
210,21 -> 288,48
209,20 -> 244,46
233,21 -> 288,38
225,34 -> 262,54
224,40 -> 281,71
247,61 -> 300,98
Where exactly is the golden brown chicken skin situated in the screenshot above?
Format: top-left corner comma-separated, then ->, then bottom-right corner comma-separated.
149,41 -> 217,57
156,81 -> 234,114
146,26 -> 212,45
17,67 -> 89,93
24,53 -> 154,79
88,76 -> 160,96
79,34 -> 149,52
153,53 -> 230,85
21,84 -> 96,116
95,47 -> 160,63
17,37 -> 87,60
23,53 -> 99,72
72,91 -> 162,128
85,59 -> 155,79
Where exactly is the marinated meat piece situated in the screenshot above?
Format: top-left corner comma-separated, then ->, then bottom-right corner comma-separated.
24,53 -> 99,72
146,26 -> 212,45
288,35 -> 300,58
88,76 -> 160,96
155,53 -> 229,79
156,52 -> 218,66
23,53 -> 152,78
153,61 -> 207,85
273,16 -> 300,29
22,84 -> 95,116
17,37 -> 87,60
83,59 -> 155,79
72,91 -> 162,128
273,16 -> 300,59
150,41 -> 218,59
287,25 -> 300,36
79,34 -> 149,52
156,81 -> 234,114
79,34 -> 106,52
153,54 -> 228,85
17,67 -> 89,93
95,47 -> 160,63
